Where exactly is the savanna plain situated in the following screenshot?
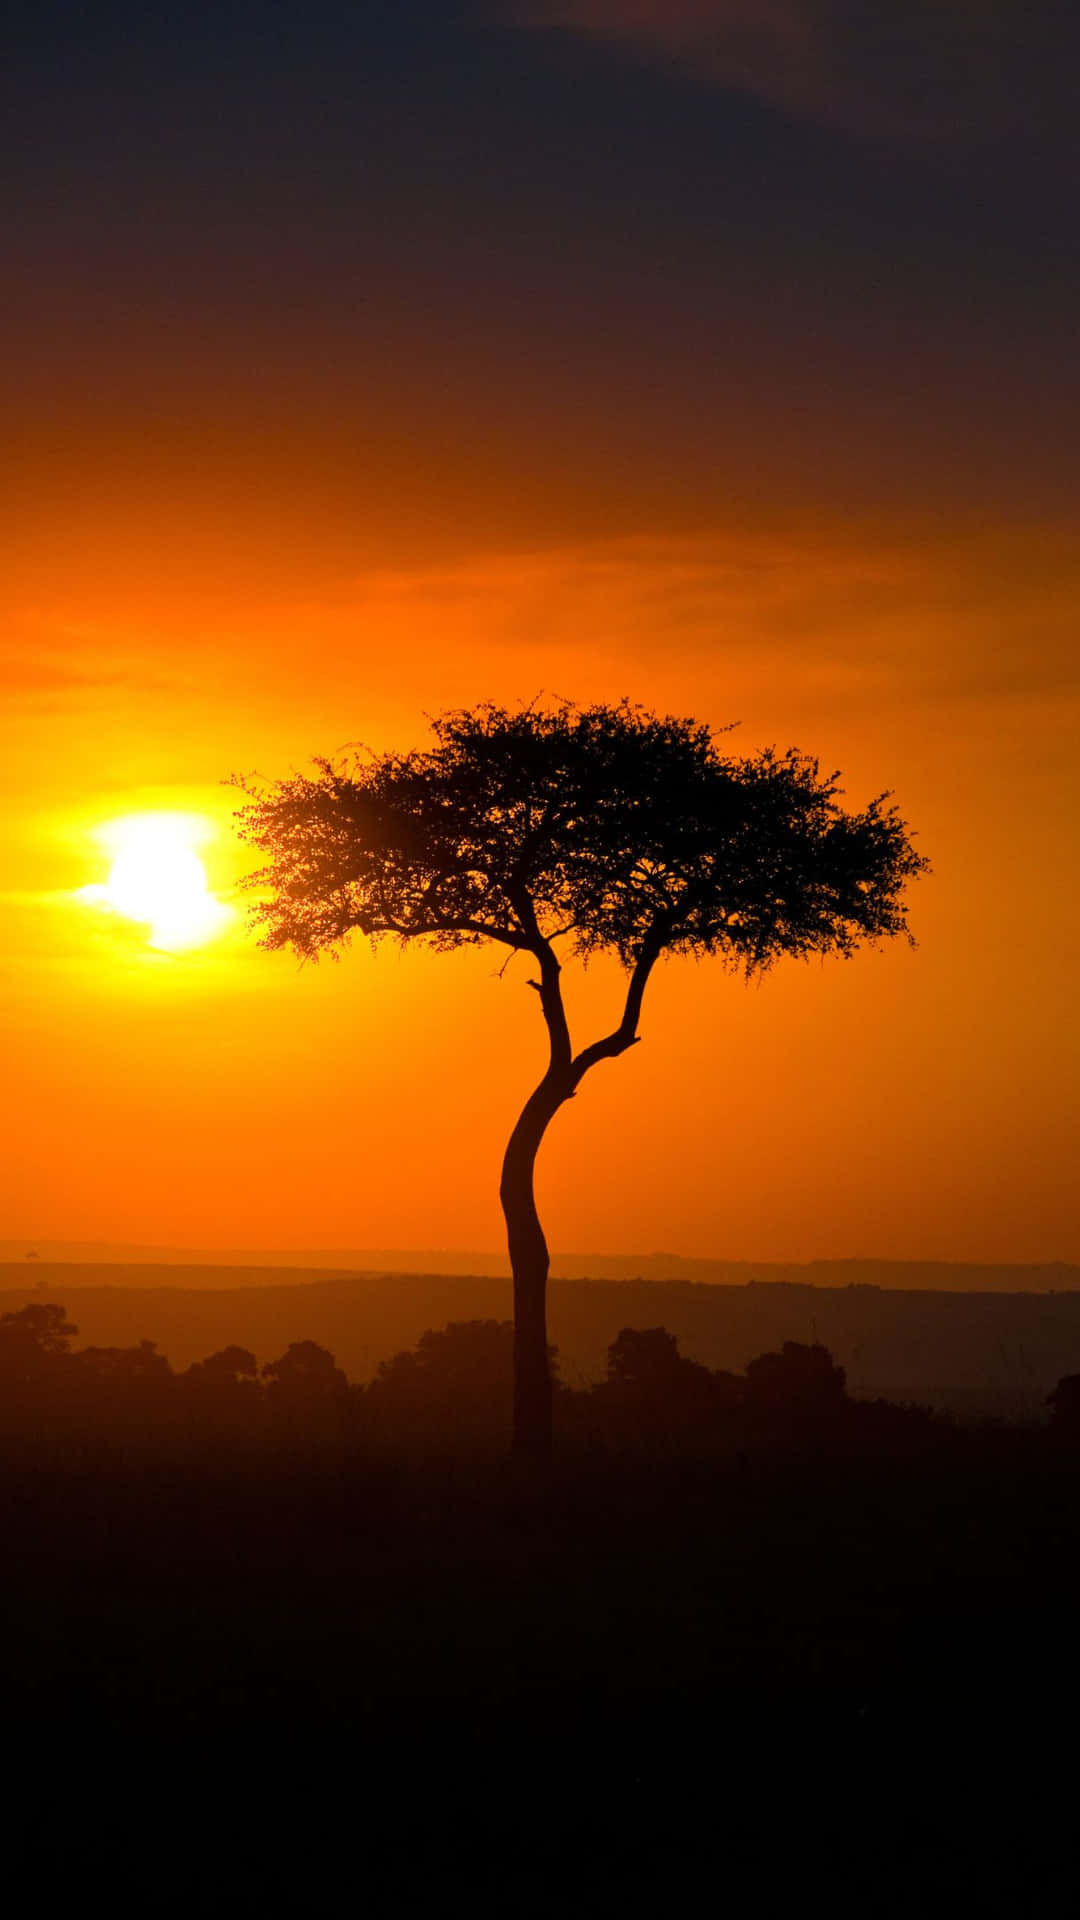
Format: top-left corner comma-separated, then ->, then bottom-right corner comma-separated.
4,1251 -> 1080,1899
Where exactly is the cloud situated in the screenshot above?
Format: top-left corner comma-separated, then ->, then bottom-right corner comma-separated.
0,630 -> 184,707
10,517 -> 1079,731
289,517 -> 1080,717
513,2 -> 1078,143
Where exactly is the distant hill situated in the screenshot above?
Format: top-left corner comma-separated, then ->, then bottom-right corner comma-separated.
3,1241 -> 1078,1293
4,1264 -> 1080,1417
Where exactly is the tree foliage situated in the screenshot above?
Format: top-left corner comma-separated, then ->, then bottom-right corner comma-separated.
0,1302 -> 79,1356
261,1340 -> 349,1400
745,1341 -> 848,1411
232,701 -> 928,975
0,1303 -> 80,1388
186,1345 -> 260,1386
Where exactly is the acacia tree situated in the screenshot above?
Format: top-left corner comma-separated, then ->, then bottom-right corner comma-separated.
233,701 -> 927,1458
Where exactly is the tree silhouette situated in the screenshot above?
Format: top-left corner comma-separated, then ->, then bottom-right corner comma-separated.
368,1319 -> 524,1448
0,1303 -> 79,1392
75,1339 -> 173,1385
262,1340 -> 348,1400
186,1345 -> 259,1386
745,1341 -> 848,1415
607,1326 -> 692,1389
0,1302 -> 78,1353
233,700 -> 927,1458
598,1325 -> 740,1439
373,1320 -> 519,1398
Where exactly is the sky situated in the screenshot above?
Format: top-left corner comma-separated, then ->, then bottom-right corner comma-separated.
3,1 -> 1078,1264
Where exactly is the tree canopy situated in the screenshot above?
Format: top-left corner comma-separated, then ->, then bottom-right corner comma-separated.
232,700 -> 927,977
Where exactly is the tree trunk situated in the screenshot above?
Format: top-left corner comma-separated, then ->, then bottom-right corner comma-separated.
499,1081 -> 566,1460
498,929 -> 657,1457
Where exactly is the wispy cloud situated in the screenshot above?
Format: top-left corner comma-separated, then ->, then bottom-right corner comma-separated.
512,2 -> 1076,143
293,518 -> 1080,718
1,632 -> 185,709
9,518 -> 1077,735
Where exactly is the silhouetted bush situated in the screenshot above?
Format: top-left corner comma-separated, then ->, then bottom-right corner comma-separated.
0,1303 -> 988,1470
587,1325 -> 743,1450
366,1320 -> 560,1452
258,1340 -> 354,1451
75,1339 -> 172,1386
745,1341 -> 848,1414
186,1345 -> 259,1386
606,1325 -> 705,1391
262,1339 -> 349,1401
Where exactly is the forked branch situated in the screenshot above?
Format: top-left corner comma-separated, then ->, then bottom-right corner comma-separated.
568,935 -> 662,1093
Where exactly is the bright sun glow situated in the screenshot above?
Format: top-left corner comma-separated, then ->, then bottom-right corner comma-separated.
79,814 -> 231,951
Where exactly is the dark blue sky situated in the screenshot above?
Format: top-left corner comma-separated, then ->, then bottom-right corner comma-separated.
8,1 -> 1079,559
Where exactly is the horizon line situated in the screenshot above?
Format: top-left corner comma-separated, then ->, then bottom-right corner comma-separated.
2,1240 -> 1076,1273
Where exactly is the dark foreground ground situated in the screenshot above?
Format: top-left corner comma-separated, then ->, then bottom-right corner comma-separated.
5,1434 -> 1080,1904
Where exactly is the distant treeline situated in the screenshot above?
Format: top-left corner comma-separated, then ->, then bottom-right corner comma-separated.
5,1267 -> 1080,1415
4,1301 -> 1080,1459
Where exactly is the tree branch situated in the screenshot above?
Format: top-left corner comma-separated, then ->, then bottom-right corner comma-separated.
362,914 -> 526,949
508,882 -> 573,1077
568,932 -> 663,1092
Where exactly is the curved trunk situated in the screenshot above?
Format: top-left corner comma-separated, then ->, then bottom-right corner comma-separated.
499,1080 -> 566,1460
498,927 -> 661,1458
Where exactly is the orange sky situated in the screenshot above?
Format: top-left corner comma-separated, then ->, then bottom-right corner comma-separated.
4,5 -> 1078,1264
3,505 -> 1077,1263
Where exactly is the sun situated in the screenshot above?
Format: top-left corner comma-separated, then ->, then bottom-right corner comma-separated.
79,813 -> 231,950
